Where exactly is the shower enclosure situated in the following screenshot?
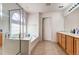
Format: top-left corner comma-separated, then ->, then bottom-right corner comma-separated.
2,3 -> 27,55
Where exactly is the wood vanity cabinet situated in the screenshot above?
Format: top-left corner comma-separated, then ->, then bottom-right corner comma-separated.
61,34 -> 66,50
74,38 -> 79,55
0,32 -> 2,47
57,32 -> 79,55
66,35 -> 74,55
57,33 -> 62,46
57,33 -> 66,49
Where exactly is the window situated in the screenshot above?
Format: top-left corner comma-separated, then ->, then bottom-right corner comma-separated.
9,10 -> 27,38
12,13 -> 20,21
10,10 -> 21,38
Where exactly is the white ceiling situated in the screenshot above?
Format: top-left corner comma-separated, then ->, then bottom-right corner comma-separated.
19,3 -> 73,13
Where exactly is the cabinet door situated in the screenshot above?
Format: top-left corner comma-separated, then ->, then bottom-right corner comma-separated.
66,36 -> 74,55
74,38 -> 79,55
61,34 -> 66,49
57,33 -> 62,45
0,33 -> 2,47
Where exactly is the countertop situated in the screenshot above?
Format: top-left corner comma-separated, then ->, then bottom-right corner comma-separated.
8,37 -> 31,40
8,36 -> 38,41
58,32 -> 79,38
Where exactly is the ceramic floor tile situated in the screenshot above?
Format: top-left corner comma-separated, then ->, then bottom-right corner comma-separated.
31,41 -> 66,55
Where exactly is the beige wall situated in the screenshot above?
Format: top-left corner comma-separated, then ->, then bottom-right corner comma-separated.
27,13 -> 39,42
39,13 -> 43,41
64,8 -> 79,32
27,12 -> 40,54
41,12 -> 64,42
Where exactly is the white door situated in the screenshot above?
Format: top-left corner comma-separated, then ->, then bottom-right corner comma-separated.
43,17 -> 52,41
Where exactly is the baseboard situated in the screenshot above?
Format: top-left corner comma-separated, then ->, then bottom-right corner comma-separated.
43,40 -> 57,43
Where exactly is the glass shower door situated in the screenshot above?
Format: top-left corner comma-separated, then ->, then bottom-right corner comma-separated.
2,3 -> 28,55
9,9 -> 21,54
20,10 -> 27,55
2,3 -> 21,55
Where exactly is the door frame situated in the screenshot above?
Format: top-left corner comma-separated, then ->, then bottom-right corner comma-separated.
42,17 -> 52,41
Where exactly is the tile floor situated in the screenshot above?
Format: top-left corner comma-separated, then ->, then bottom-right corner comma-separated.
31,40 -> 66,55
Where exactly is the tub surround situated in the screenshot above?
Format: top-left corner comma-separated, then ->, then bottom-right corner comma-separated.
6,36 -> 39,55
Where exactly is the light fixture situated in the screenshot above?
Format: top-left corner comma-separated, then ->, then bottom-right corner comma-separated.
59,5 -> 64,8
68,3 -> 79,12
46,3 -> 51,6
